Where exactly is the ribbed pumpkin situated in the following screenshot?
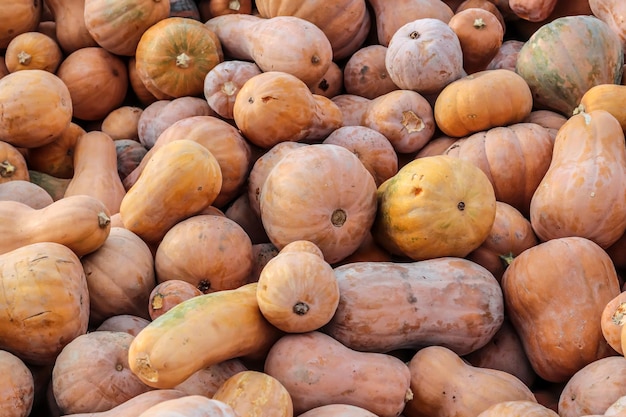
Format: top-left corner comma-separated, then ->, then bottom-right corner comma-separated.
515,15 -> 623,115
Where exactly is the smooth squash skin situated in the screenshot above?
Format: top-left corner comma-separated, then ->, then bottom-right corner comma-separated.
128,283 -> 282,389
60,390 -> 188,417
0,195 -> 111,257
136,395 -> 238,417
325,257 -> 504,355
576,84 -> 626,131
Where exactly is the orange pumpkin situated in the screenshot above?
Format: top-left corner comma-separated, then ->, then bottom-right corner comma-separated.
148,280 -> 202,321
4,31 -> 63,73
0,180 -> 52,209
45,0 -> 98,54
0,0 -> 41,48
135,395 -> 238,416
509,0 -> 558,21
203,60 -> 262,120
575,84 -> 626,132
26,122 -> 86,179
0,141 -> 29,184
342,45 -> 399,99
331,94 -> 370,126
0,350 -> 34,417
101,106 -> 143,141
601,291 -> 626,355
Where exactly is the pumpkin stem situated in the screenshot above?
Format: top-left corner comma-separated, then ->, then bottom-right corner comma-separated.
572,104 -> 585,116
228,0 -> 241,11
222,81 -> 237,96
97,211 -> 111,228
473,18 -> 486,29
612,302 -> 626,325
331,208 -> 347,227
499,252 -> 515,267
151,293 -> 164,310
17,50 -> 32,65
457,201 -> 465,211
0,160 -> 16,177
176,52 -> 191,68
134,355 -> 158,383
293,301 -> 310,315
115,363 -> 124,372
311,55 -> 321,65
401,111 -> 425,133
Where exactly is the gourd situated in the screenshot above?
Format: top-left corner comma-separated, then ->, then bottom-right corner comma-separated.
4,31 -> 63,73
0,350 -> 34,417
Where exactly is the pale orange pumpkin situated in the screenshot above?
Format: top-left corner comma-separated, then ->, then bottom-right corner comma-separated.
4,31 -> 63,73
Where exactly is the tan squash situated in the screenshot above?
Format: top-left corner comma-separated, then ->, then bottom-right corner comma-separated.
148,280 -> 202,321
297,404 -> 379,417
4,31 -> 63,73
331,94 -> 370,126
343,45 -> 399,99
0,350 -> 34,417
27,170 -> 71,201
0,195 -> 111,257
309,61 -> 344,99
101,106 -> 143,141
203,60 -> 262,119
135,395 -> 238,417
486,39 -> 524,71
0,0 -> 41,49
59,390 -> 188,417
509,0 -> 558,21
45,0 -> 98,53
26,122 -> 86,179
476,401 -> 559,417
173,359 -> 248,398
96,314 -> 151,337
0,180 -> 53,209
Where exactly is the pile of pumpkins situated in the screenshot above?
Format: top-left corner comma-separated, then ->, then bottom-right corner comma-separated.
2,0 -> 626,416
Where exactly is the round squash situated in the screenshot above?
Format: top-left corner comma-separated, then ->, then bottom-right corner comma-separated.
0,350 -> 34,417
0,0 -> 41,48
4,31 -> 63,73
148,280 -> 202,320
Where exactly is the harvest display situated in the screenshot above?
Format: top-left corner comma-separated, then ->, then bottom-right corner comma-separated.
2,0 -> 626,416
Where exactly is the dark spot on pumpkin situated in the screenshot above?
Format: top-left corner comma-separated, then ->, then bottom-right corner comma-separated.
360,65 -> 369,75
457,201 -> 465,211
311,55 -> 321,64
409,31 -> 421,40
293,301 -> 310,315
412,187 -> 422,196
248,97 -> 254,104
197,280 -> 211,293
197,186 -> 203,191
331,208 -> 347,227
261,95 -> 277,103
112,68 -> 120,77
115,363 -> 124,371
317,79 -> 329,91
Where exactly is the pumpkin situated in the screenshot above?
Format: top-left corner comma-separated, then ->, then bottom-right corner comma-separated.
173,359 -> 248,398
575,84 -> 626,131
373,155 -> 496,261
148,280 -> 202,320
4,31 -> 63,73
509,0 -> 558,21
434,69 -> 533,137
135,17 -> 223,99
601,291 -> 626,355
385,18 -> 464,94
27,170 -> 71,201
25,122 -> 86,179
115,139 -> 148,181
63,131 -> 126,214
0,242 -> 89,365
212,370 -> 293,417
443,122 -> 553,217
486,39 -> 524,71
511,0 -> 593,40
259,144 -> 378,264
101,106 -> 143,141
0,0 -> 41,48
52,331 -> 153,414
96,314 -> 151,337
309,61 -> 343,98
0,141 -> 28,184
249,243 -> 280,283
202,0 -> 253,18
56,47 -> 128,121
56,390 -> 188,417
589,0 -> 626,51
557,356 -> 626,417
456,0 -> 506,30
523,109 -> 567,139
342,45 -> 399,99
81,227 -> 155,326
84,0 -> 171,56
331,94 -> 370,127
223,193 -> 270,245
0,180 -> 52,209
45,0 -> 98,53
128,57 -> 159,106
414,135 -> 459,158
322,125 -> 398,187
264,331 -> 412,417
501,236 -> 620,383
403,345 -> 536,417
298,405 -> 378,417
0,69 -> 72,149
515,15 -> 623,115
368,0 -> 454,46
256,250 -> 339,333
529,110 -> 626,249
0,350 -> 34,417
361,89 -> 436,154
326,257 -> 504,354
0,195 -> 110,257
136,395 -> 238,417
128,283 -> 282,388
476,401 -> 559,417
203,60 -> 262,119
232,71 -> 342,149
119,139 -> 223,244
205,14 -> 332,87
465,201 -> 539,282
448,7 -> 504,74
154,214 -> 253,293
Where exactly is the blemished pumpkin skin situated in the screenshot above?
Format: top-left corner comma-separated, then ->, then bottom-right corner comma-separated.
331,94 -> 370,127
259,144 -> 378,264
96,314 -> 151,337
27,170 -> 71,201
52,331 -> 153,415
59,390 -> 188,417
81,227 -> 155,326
529,110 -> 626,249
0,195 -> 111,257
101,106 -> 143,141
0,0 -> 41,49
486,39 -> 524,71
0,141 -> 29,184
119,139 -> 223,244
403,346 -> 537,417
342,45 -> 399,99
372,155 -> 496,261
0,69 -> 72,149
515,15 -> 623,116
465,201 -> 539,283
128,283 -> 283,388
115,139 -> 148,180
203,60 -> 262,120
136,395 -> 238,417
45,0 -> 98,54
155,214 -> 253,294
576,84 -> 626,132
249,243 -> 280,283
0,350 -> 34,417
0,180 -> 53,209
205,14 -> 332,87
448,7 -> 504,74
26,122 -> 86,179
135,17 -> 223,99
444,122 -> 553,217
325,257 -> 504,355
361,89 -> 436,154
385,18 -> 464,95
501,236 -> 621,383
600,291 -> 626,355
558,356 -> 626,417
322,125 -> 398,187
4,31 -> 63,73
266,332 -> 412,417
56,46 -> 128,121
309,61 -> 343,99
127,115 -> 251,208
63,131 -> 127,215
368,0 -> 454,46
476,401 -> 559,417
298,404 -> 379,417
148,280 -> 202,321
232,71 -> 342,149
590,0 -> 626,51
84,0 -> 171,56
255,0 -> 370,61
509,0 -> 558,21
256,251 -> 339,333
434,69 -> 533,138
212,370 -> 294,417
0,242 -> 90,365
